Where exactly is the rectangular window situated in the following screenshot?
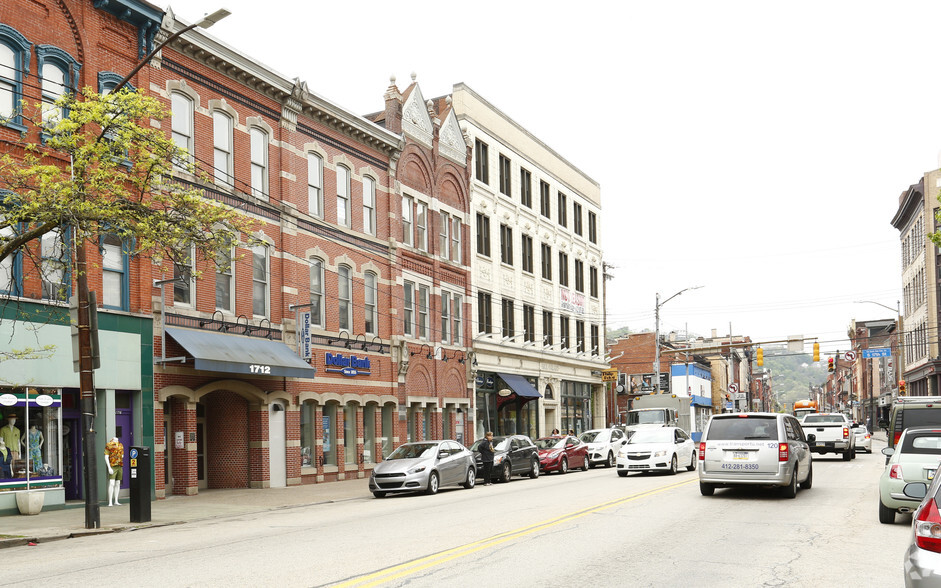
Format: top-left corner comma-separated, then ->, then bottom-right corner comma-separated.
418,285 -> 429,339
478,292 -> 492,334
588,211 -> 598,244
250,127 -> 268,201
0,220 -> 17,295
521,235 -> 534,274
404,281 -> 415,336
560,315 -> 570,349
170,93 -> 193,170
344,403 -> 357,465
308,153 -> 323,218
214,247 -> 233,313
402,195 -> 413,246
574,260 -> 585,293
0,44 -> 22,121
441,291 -> 451,344
540,181 -> 551,218
542,310 -> 553,346
520,168 -> 532,208
365,272 -> 377,335
557,192 -> 567,227
499,154 -> 511,196
573,202 -> 583,236
523,304 -> 535,342
309,258 -> 324,327
101,234 -> 127,310
501,298 -> 515,338
41,63 -> 68,126
451,216 -> 462,264
576,321 -> 586,353
212,111 -> 232,187
338,265 -> 352,331
500,224 -> 513,266
541,243 -> 552,280
590,266 -> 599,298
475,139 -> 489,184
323,403 -> 337,466
452,294 -> 462,345
416,201 -> 428,251
336,165 -> 351,227
439,211 -> 450,260
173,245 -> 194,306
476,213 -> 491,257
591,324 -> 600,356
252,245 -> 269,317
559,252 -> 569,286
363,176 -> 376,235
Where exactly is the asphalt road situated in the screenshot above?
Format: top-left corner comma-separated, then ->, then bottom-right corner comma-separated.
6,439 -> 908,587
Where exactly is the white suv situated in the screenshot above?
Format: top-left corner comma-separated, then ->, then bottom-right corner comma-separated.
698,412 -> 813,498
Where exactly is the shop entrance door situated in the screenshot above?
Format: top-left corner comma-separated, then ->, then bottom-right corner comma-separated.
269,402 -> 286,488
62,417 -> 81,500
115,404 -> 132,489
197,417 -> 207,490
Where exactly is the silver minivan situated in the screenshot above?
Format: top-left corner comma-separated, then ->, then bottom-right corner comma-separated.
698,412 -> 813,498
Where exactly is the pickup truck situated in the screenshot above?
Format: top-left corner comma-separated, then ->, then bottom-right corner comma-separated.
801,413 -> 856,461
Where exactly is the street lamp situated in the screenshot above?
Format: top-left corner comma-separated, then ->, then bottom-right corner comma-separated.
654,286 -> 703,394
74,7 -> 231,530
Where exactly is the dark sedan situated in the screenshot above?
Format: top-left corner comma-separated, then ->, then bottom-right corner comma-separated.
534,435 -> 589,474
470,434 -> 540,483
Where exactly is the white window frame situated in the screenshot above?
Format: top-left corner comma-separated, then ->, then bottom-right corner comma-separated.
439,211 -> 450,260
365,271 -> 377,335
173,244 -> 195,307
336,165 -> 351,228
308,153 -> 323,218
441,291 -> 450,344
101,233 -> 127,310
171,93 -> 194,170
403,280 -> 415,336
363,176 -> 376,236
212,111 -> 233,188
452,293 -> 462,345
252,244 -> 269,318
418,284 -> 429,339
338,264 -> 352,331
250,127 -> 268,201
416,201 -> 428,252
451,216 -> 461,264
215,246 -> 234,313
402,195 -> 413,246
309,257 -> 324,327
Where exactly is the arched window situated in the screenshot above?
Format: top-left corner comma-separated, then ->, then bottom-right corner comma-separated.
364,271 -> 377,335
0,205 -> 21,296
307,153 -> 323,218
0,24 -> 31,130
213,111 -> 233,187
36,45 -> 80,127
170,92 -> 194,169
338,264 -> 351,331
40,227 -> 69,302
363,176 -> 376,236
250,127 -> 268,200
336,165 -> 350,227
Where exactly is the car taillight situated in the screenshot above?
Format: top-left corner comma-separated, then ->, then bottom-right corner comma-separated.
915,499 -> 941,553
699,442 -> 705,460
779,443 -> 789,462
890,464 -> 903,480
843,427 -> 849,439
895,432 -> 903,446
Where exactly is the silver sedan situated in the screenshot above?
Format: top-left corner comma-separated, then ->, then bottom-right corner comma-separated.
853,425 -> 873,453
369,440 -> 476,498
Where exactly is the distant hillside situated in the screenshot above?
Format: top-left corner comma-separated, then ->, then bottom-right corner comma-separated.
763,351 -> 828,410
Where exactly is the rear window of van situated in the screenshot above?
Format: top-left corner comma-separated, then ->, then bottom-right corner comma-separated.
706,416 -> 778,440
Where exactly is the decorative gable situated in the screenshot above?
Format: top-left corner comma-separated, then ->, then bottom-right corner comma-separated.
438,106 -> 467,166
402,83 -> 433,149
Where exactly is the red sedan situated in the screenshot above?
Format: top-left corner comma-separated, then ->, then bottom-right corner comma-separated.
534,435 -> 589,474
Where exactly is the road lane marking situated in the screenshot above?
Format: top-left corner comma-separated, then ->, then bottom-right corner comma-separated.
332,477 -> 697,587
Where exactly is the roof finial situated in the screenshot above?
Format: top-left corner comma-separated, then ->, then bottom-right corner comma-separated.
410,71 -> 417,82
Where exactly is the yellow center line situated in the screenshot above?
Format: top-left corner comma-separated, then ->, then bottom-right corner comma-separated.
334,477 -> 697,587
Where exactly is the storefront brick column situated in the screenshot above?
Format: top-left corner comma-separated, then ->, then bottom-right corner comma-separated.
248,404 -> 268,489
154,402 -> 165,499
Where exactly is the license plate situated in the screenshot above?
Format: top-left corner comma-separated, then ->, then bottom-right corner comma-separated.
816,442 -> 824,447
929,469 -> 936,480
732,451 -> 749,460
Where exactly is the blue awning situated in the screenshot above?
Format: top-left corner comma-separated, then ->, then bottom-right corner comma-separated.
166,327 -> 316,379
497,373 -> 541,399
691,394 -> 712,407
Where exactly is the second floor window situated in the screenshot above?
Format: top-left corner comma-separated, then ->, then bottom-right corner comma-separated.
363,176 -> 376,236
170,93 -> 193,169
417,284 -> 429,338
476,213 -> 490,257
338,264 -> 351,331
309,258 -> 324,327
522,304 -> 535,342
212,111 -> 233,187
173,245 -> 194,306
404,280 -> 415,336
521,235 -> 533,274
576,320 -> 585,353
574,260 -> 585,293
0,218 -> 18,295
365,271 -> 377,335
101,234 -> 128,310
501,298 -> 514,338
591,324 -> 600,356
590,266 -> 599,298
441,291 -> 451,344
250,127 -> 268,200
41,228 -> 69,302
252,245 -> 269,317
541,243 -> 552,280
542,310 -> 553,346
215,247 -> 233,313
336,165 -> 351,227
560,316 -> 570,349
500,224 -> 513,266
308,153 -> 323,218
478,292 -> 492,334
559,252 -> 569,287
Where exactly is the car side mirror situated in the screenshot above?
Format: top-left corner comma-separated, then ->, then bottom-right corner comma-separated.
807,434 -> 816,443
438,450 -> 449,459
904,482 -> 928,500
882,447 -> 895,457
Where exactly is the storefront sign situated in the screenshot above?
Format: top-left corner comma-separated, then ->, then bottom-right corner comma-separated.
0,393 -> 15,407
560,287 -> 586,315
498,388 -> 513,397
298,311 -> 313,360
325,353 -> 372,377
35,394 -> 53,407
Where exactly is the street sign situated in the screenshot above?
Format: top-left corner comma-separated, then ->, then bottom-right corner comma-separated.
844,351 -> 857,362
602,369 -> 618,382
862,348 -> 891,359
728,383 -> 739,394
734,393 -> 746,401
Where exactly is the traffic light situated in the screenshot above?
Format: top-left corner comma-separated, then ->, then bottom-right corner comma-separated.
900,380 -> 907,395
757,347 -> 763,367
827,357 -> 834,372
813,342 -> 820,362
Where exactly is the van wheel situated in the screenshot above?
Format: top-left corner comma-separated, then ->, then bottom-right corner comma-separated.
700,482 -> 715,496
781,469 -> 798,498
800,462 -> 813,490
879,499 -> 896,524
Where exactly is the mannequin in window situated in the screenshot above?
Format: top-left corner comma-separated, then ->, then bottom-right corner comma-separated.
0,414 -> 20,461
23,424 -> 43,473
104,437 -> 124,506
0,438 -> 11,479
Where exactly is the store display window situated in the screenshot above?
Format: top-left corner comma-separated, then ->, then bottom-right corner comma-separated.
0,387 -> 62,489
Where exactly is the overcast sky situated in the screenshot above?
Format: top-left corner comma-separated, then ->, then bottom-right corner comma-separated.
161,0 -> 938,355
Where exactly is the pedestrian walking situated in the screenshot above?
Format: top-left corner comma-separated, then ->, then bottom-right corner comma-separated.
479,431 -> 495,485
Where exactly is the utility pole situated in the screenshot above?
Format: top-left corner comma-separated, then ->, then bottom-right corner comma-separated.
75,240 -> 99,529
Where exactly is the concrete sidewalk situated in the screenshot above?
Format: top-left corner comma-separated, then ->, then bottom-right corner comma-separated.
0,477 -> 371,549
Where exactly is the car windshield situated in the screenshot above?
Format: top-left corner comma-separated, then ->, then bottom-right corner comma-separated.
628,429 -> 673,444
707,417 -> 778,440
534,437 -> 565,450
627,410 -> 667,425
387,443 -> 438,460
854,427 -> 868,435
579,431 -> 604,443
803,414 -> 845,424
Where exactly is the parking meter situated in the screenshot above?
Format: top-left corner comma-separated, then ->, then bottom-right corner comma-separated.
129,446 -> 151,523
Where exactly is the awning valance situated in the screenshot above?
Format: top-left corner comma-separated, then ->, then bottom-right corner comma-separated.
165,327 -> 316,379
497,373 -> 541,400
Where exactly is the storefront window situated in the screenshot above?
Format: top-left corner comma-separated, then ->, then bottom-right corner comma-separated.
322,403 -> 337,466
0,387 -> 62,487
561,381 -> 591,435
344,403 -> 357,465
363,404 -> 376,463
300,401 -> 314,468
380,404 -> 394,458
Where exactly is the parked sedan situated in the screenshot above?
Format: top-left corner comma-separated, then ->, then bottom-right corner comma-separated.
854,425 -> 873,453
470,434 -> 540,483
369,440 -> 476,498
616,426 -> 697,476
534,435 -> 589,474
579,427 -> 629,468
899,477 -> 941,586
880,427 -> 941,523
